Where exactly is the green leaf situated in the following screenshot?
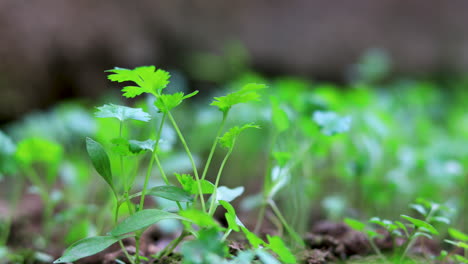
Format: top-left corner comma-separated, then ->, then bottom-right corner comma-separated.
344,218 -> 366,232
270,97 -> 290,133
241,227 -> 266,248
219,200 -> 240,232
209,186 -> 244,206
179,209 -> 220,228
409,204 -> 427,217
400,215 -> 439,235
109,209 -> 186,236
448,228 -> 468,241
180,228 -> 228,264
272,152 -> 291,167
176,173 -> 215,194
86,138 -> 114,192
413,232 -> 433,240
445,240 -> 468,249
129,139 -> 156,153
110,137 -> 131,156
147,185 -> 193,203
15,137 -> 63,166
394,221 -> 408,237
267,235 -> 296,264
430,216 -> 450,225
155,91 -> 199,113
219,123 -> 259,149
54,235 -> 128,263
453,254 -> 468,263
95,104 -> 151,122
106,66 -> 171,97
211,83 -> 267,113
312,111 -> 352,136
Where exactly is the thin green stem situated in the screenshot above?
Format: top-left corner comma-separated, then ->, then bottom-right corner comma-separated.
167,112 -> 206,212
139,114 -> 167,211
400,207 -> 436,263
208,146 -> 234,215
254,201 -> 266,234
160,231 -> 188,259
268,200 -> 304,247
201,113 -> 228,181
119,240 -> 136,264
113,196 -> 135,264
221,229 -> 232,242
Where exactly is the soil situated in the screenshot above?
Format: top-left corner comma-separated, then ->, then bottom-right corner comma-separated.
1,196 -> 461,264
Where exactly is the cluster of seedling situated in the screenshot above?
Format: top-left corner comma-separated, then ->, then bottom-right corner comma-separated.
50,66 -> 297,264
346,199 -> 468,263
0,55 -> 467,263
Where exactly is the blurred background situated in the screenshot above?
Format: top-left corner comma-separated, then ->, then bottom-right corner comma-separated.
2,0 -> 468,122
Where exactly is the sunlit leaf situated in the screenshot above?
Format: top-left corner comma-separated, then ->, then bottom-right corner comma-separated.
211,83 -> 267,113
209,186 -> 244,206
15,137 -> 63,166
344,218 -> 366,232
106,66 -> 171,97
448,228 -> 468,242
95,104 -> 151,122
176,173 -> 215,194
219,123 -> 259,149
400,215 -> 439,235
179,209 -> 220,229
267,235 -> 296,264
155,91 -> 199,113
270,97 -> 290,132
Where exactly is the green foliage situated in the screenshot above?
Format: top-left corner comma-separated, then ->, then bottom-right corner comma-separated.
95,104 -> 151,122
400,215 -> 439,235
448,228 -> 468,241
180,228 -> 228,264
176,173 -> 215,194
312,111 -> 352,136
266,235 -> 296,264
219,123 -> 259,149
54,235 -> 130,263
179,209 -> 220,229
109,209 -> 186,236
86,137 -> 114,193
211,83 -> 266,113
270,97 -> 290,133
15,137 -> 62,166
155,91 -> 199,113
106,66 -> 170,97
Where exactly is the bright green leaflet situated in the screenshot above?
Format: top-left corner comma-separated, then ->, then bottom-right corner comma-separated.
400,215 -> 439,235
106,66 -> 171,97
95,104 -> 151,122
155,91 -> 199,113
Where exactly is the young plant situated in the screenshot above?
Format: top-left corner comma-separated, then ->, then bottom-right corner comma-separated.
55,66 -> 293,264
14,137 -> 63,246
444,228 -> 468,263
344,218 -> 385,260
